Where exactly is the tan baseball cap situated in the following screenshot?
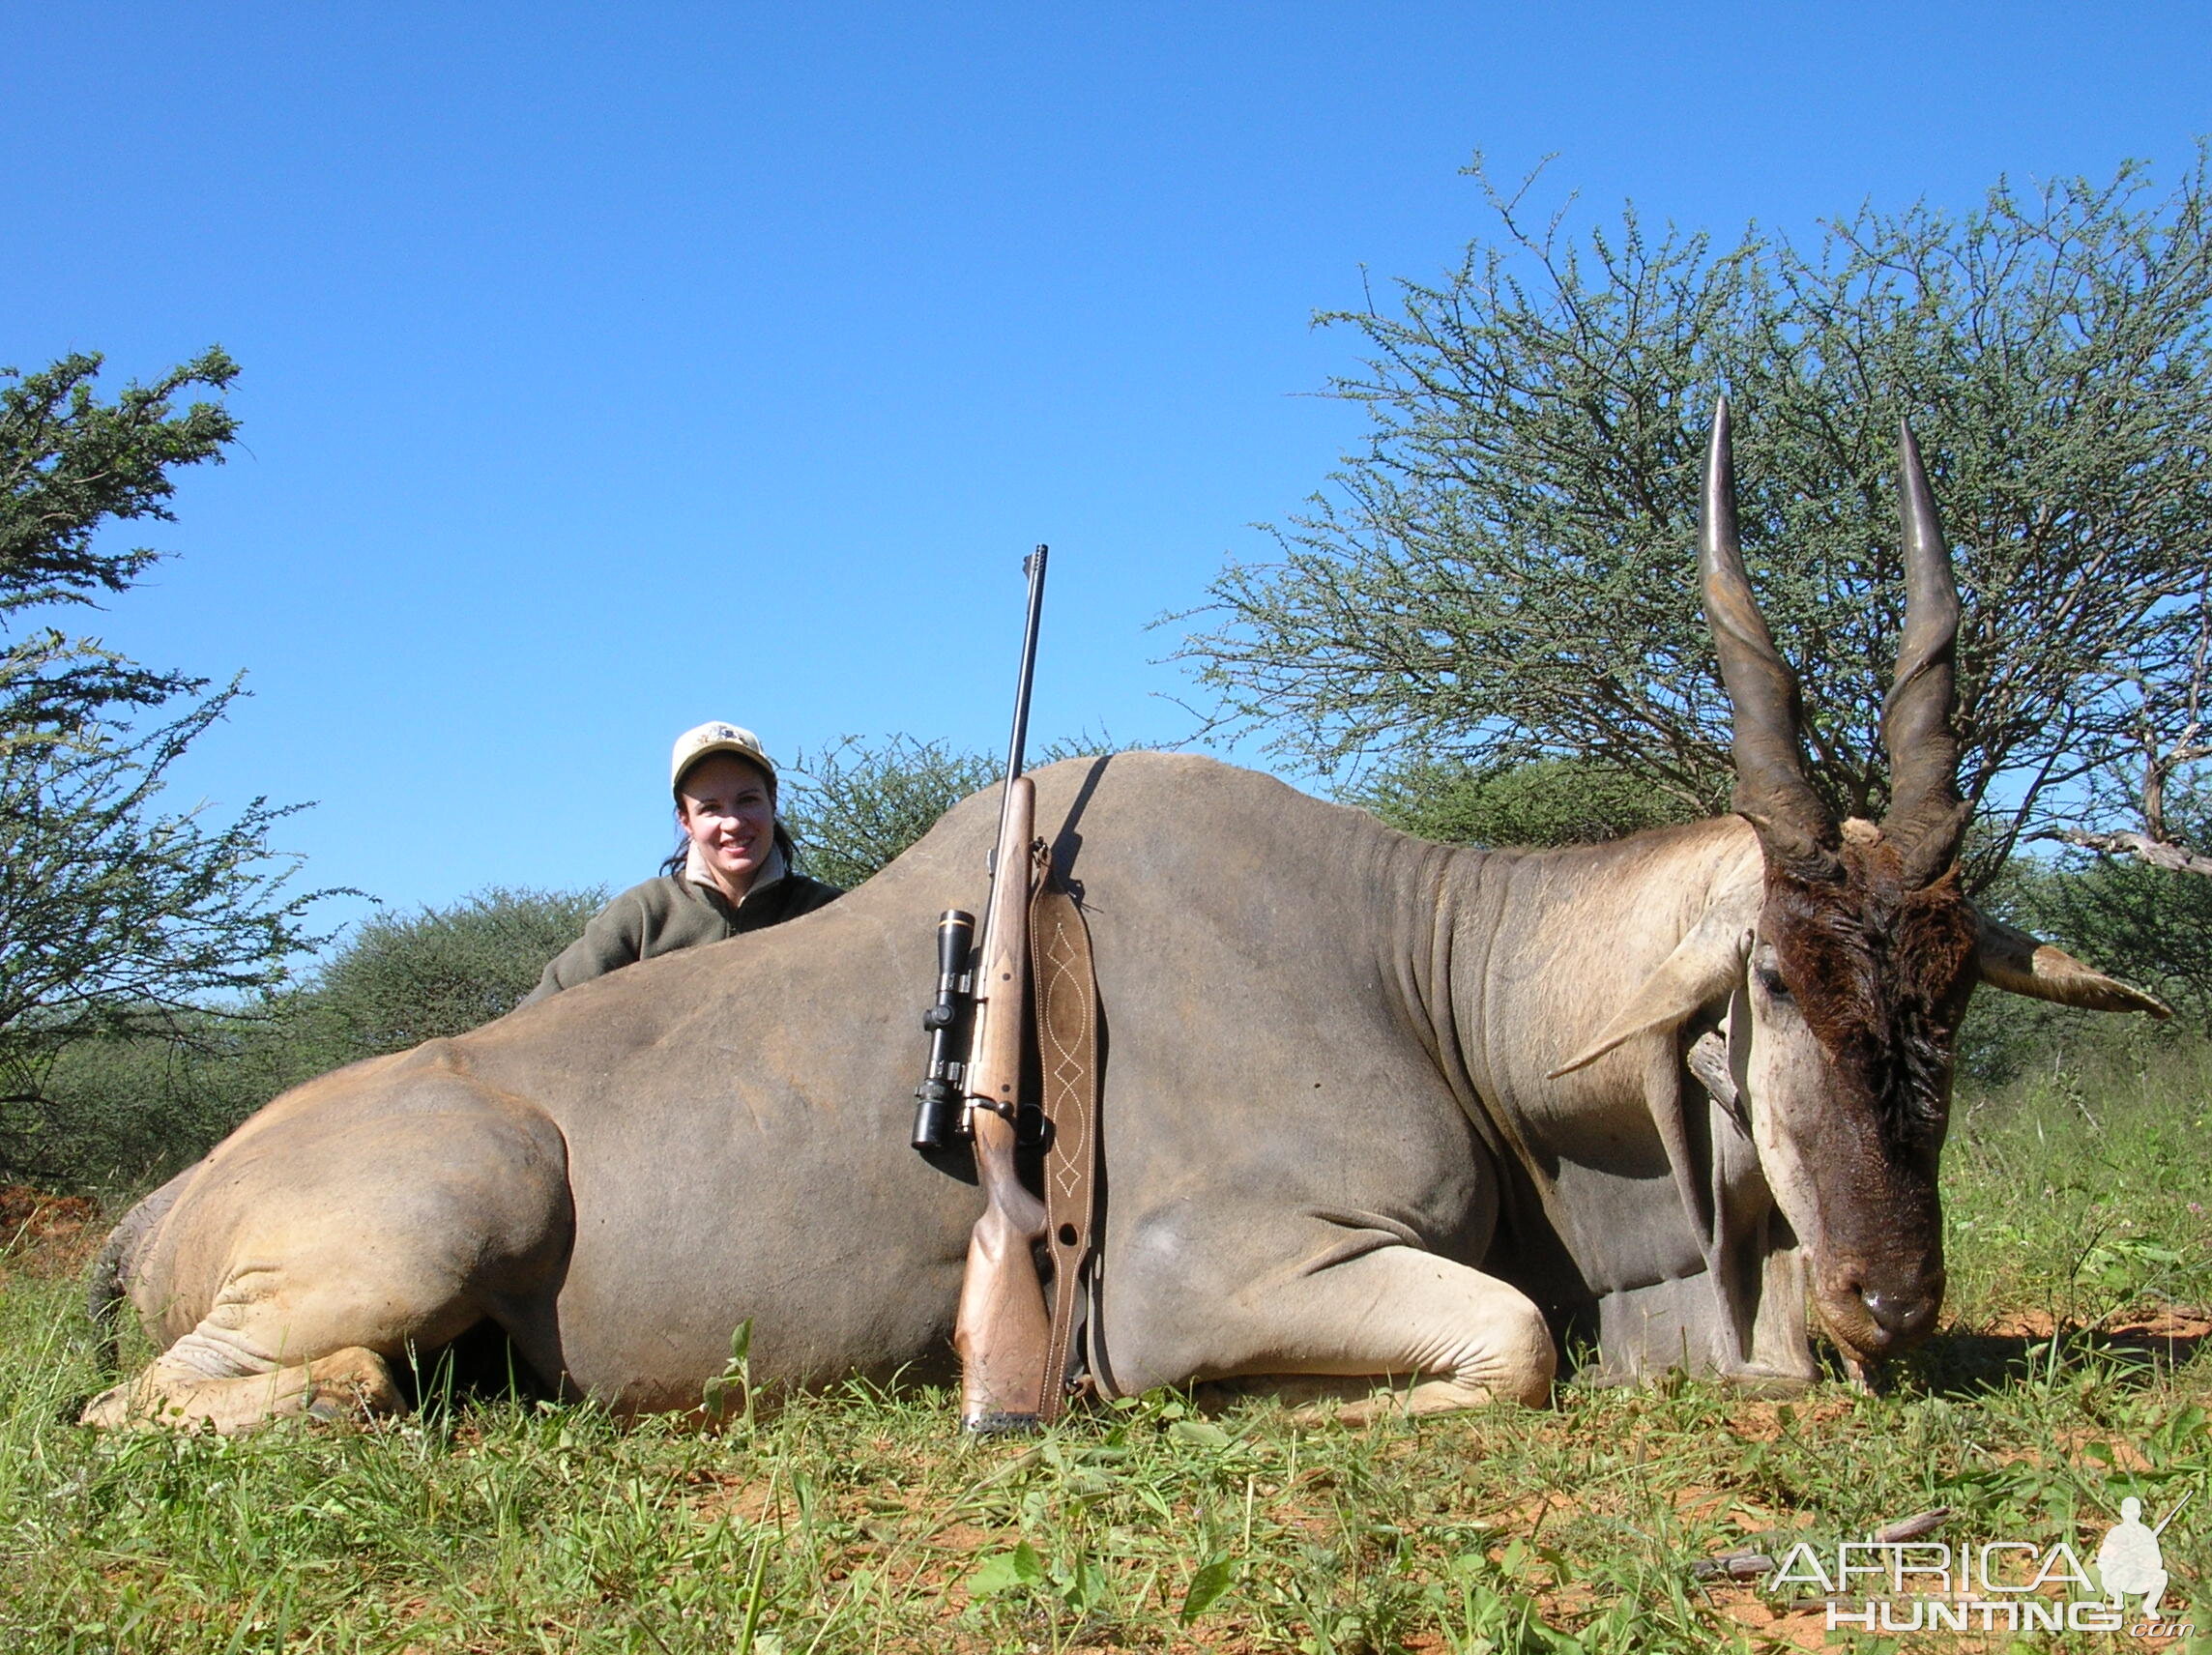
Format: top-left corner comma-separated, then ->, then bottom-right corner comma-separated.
670,721 -> 777,794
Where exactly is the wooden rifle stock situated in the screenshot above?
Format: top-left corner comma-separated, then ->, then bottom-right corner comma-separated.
952,772 -> 1052,1430
948,544 -> 1054,1433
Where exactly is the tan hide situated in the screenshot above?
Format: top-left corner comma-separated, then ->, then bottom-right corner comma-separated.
1546,894 -> 1754,1078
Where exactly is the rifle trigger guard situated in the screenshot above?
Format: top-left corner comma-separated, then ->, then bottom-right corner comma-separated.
970,1097 -> 1047,1142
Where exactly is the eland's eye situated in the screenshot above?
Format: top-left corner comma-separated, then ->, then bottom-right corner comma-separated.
1756,965 -> 1792,1001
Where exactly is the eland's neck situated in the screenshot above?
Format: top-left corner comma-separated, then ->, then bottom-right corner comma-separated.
1366,815 -> 1764,1119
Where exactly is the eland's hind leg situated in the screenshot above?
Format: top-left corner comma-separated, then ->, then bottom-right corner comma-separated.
1100,1211 -> 1555,1420
82,1083 -> 571,1432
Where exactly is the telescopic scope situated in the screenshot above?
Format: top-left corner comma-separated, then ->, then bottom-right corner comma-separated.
911,908 -> 976,1151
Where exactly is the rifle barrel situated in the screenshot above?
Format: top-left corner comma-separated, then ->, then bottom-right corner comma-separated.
1003,545 -> 1048,785
2154,1488 -> 2195,1536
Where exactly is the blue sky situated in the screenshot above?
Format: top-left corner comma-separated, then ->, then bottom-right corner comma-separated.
6,4 -> 2210,935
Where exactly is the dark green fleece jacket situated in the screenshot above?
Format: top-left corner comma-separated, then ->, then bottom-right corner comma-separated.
524,847 -> 842,1003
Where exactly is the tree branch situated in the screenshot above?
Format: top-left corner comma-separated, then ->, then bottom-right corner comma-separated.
2034,827 -> 2212,878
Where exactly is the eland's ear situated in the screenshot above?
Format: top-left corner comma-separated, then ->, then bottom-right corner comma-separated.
1548,908 -> 1749,1079
1974,913 -> 2170,1018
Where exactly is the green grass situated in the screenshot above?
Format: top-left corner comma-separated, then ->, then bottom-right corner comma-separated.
1942,1031 -> 2212,1332
3,1040 -> 2210,1653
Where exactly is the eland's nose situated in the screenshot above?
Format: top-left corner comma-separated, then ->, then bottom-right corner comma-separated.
1858,1280 -> 1941,1344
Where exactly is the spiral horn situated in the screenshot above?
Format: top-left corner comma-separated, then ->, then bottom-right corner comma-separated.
1878,421 -> 1969,885
1699,398 -> 1840,881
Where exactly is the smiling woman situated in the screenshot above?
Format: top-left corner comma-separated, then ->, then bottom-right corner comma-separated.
523,722 -> 844,1002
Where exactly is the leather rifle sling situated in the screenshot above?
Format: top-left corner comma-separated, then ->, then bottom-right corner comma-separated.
1027,839 -> 1100,1424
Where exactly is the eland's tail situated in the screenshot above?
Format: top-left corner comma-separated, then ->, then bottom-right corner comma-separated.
84,1163 -> 199,1376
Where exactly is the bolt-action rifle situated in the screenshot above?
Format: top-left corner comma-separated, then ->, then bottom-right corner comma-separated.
910,546 -> 1053,1432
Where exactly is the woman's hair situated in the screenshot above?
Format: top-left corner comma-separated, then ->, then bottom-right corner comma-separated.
660,756 -> 798,879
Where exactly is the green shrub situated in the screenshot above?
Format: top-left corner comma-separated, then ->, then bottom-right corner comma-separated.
1348,755 -> 1706,848
312,886 -> 606,1056
782,736 -> 1001,889
783,732 -> 1138,888
17,886 -> 603,1191
2005,851 -> 2212,1032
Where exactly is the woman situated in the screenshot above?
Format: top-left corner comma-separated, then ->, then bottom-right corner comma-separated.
526,722 -> 842,1002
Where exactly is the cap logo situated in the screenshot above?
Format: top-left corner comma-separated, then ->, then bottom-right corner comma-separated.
671,720 -> 775,790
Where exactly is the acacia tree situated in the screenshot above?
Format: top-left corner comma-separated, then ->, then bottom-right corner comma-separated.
1179,151 -> 2212,887
0,350 -> 333,1135
2036,587 -> 2212,876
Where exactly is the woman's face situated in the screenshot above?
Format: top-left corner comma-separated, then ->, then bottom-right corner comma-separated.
678,754 -> 776,898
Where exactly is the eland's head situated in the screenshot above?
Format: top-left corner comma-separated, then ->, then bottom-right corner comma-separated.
1557,400 -> 2167,1375
1702,399 -> 1979,1363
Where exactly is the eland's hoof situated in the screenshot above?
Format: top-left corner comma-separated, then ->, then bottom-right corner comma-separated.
301,1348 -> 402,1421
78,1383 -> 131,1429
78,1345 -> 402,1433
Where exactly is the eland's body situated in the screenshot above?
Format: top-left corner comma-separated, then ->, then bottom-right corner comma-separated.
87,761 -> 1757,1422
87,410 -> 2163,1430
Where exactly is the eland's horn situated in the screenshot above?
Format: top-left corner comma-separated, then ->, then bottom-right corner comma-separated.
1700,398 -> 1839,879
1879,421 -> 1968,885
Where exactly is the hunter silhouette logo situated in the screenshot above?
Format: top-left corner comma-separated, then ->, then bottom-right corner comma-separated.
1769,1487 -> 2195,1637
2097,1493 -> 2187,1622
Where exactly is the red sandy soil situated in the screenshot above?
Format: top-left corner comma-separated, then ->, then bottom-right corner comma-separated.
0,1184 -> 99,1277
